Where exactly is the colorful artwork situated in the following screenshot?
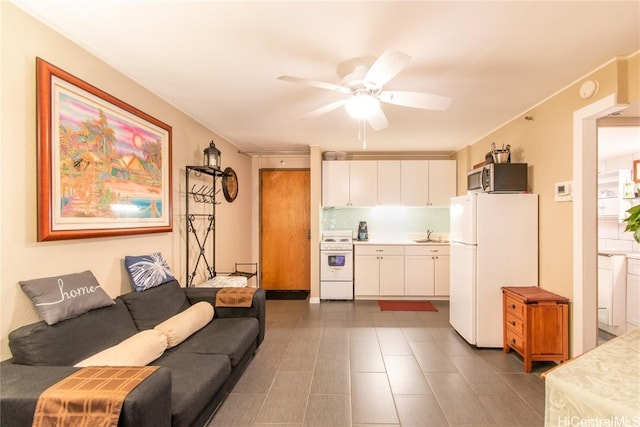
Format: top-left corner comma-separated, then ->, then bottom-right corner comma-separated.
37,58 -> 172,241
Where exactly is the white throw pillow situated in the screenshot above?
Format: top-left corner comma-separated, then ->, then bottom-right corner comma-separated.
74,329 -> 167,367
154,302 -> 214,348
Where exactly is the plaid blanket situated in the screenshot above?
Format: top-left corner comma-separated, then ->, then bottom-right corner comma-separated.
32,366 -> 158,427
215,287 -> 257,307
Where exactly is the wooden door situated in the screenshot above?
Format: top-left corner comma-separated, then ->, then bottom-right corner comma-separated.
260,169 -> 310,290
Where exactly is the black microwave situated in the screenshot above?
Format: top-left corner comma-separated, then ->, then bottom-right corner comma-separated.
467,163 -> 528,193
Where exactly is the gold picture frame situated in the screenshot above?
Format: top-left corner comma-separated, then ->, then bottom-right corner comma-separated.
36,58 -> 172,241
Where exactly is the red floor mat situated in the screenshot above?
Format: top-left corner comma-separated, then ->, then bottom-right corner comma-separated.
377,300 -> 438,311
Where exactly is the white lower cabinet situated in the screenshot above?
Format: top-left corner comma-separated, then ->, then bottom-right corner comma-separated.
597,254 -> 626,327
404,255 -> 430,296
627,258 -> 640,328
355,244 -> 450,298
354,245 -> 404,297
405,246 -> 450,296
434,254 -> 450,296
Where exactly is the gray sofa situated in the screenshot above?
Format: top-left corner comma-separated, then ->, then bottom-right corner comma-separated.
1,280 -> 265,427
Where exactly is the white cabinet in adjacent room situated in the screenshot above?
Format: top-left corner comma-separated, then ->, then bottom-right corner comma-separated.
597,254 -> 626,328
597,169 -> 632,221
404,245 -> 450,296
627,257 -> 640,328
354,245 -> 404,297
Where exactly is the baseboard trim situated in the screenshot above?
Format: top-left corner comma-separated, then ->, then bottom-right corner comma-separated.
309,297 -> 320,304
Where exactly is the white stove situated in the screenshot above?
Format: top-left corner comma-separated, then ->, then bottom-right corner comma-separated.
320,230 -> 354,300
320,230 -> 354,250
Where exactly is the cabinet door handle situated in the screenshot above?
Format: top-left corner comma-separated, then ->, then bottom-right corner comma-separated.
511,338 -> 516,344
510,304 -> 516,310
511,321 -> 516,326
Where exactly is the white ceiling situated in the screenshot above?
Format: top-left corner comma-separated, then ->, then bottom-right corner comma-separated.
11,0 -> 640,154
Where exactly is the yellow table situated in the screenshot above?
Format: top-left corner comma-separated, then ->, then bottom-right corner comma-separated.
543,327 -> 640,426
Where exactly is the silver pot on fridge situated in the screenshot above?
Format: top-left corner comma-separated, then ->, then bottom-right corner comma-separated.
491,142 -> 511,163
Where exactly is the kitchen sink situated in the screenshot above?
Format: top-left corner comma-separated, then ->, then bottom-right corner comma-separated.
413,239 -> 449,244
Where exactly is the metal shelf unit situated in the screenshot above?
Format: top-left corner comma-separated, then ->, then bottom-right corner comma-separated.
185,165 -> 225,287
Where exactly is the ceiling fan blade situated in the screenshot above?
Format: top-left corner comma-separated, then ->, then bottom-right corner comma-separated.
278,75 -> 351,94
366,106 -> 388,131
379,90 -> 452,111
300,99 -> 347,119
364,49 -> 411,88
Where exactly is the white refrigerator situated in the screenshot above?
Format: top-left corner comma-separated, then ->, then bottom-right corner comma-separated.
449,193 -> 538,347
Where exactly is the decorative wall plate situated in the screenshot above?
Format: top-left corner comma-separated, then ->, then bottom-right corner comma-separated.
222,167 -> 238,202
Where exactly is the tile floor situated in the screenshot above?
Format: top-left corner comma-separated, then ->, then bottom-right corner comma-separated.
207,299 -> 553,426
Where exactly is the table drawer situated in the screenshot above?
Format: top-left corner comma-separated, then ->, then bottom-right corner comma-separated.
506,329 -> 525,353
505,295 -> 525,319
505,314 -> 525,336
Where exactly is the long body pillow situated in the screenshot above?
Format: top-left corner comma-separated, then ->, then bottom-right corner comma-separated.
74,329 -> 167,367
154,302 -> 214,347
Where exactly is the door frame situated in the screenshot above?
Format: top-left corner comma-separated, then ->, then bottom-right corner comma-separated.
572,93 -> 628,355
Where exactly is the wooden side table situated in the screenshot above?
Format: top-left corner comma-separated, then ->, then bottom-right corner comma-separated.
502,286 -> 569,373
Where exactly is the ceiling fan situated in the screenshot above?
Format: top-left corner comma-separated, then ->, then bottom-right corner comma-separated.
278,49 -> 452,131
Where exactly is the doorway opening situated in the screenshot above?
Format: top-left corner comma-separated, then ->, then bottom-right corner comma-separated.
573,94 -> 637,355
595,109 -> 640,344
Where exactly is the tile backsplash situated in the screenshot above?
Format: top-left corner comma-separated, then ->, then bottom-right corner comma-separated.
321,206 -> 449,235
598,218 -> 640,252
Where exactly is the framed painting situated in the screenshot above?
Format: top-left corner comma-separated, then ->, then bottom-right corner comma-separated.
36,58 -> 172,241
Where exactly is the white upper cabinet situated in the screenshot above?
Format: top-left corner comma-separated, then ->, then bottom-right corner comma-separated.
377,160 -> 401,205
349,161 -> 378,206
322,161 -> 350,207
322,160 -> 377,207
400,160 -> 456,206
322,159 -> 456,207
401,160 -> 429,205
428,160 -> 457,206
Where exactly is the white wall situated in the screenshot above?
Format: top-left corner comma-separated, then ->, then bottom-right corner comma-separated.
0,3 -> 252,360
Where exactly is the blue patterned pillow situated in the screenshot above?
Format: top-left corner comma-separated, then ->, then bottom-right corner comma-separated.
124,252 -> 176,292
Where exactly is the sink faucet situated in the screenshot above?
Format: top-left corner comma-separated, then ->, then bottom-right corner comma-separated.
426,229 -> 433,240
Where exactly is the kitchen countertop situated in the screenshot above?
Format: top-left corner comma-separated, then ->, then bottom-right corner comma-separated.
353,239 -> 450,246
598,249 -> 640,258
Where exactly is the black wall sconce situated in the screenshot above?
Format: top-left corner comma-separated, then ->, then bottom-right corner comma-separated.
203,140 -> 221,171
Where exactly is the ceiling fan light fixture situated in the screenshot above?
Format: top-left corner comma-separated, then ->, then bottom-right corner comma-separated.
345,93 -> 379,119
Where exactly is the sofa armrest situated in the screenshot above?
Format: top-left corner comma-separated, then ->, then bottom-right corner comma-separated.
0,363 -> 172,427
183,287 -> 266,346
